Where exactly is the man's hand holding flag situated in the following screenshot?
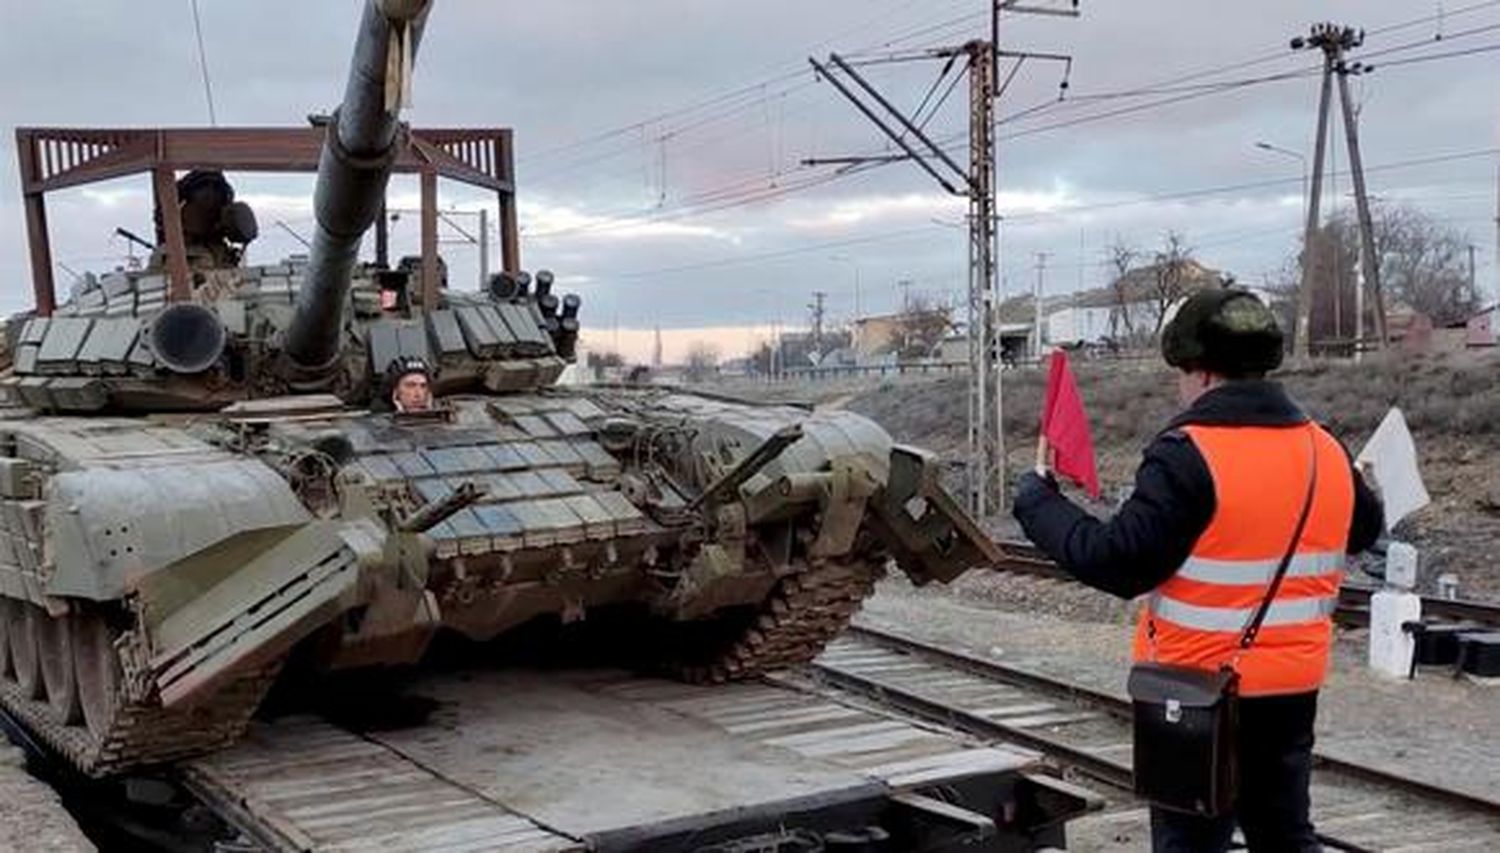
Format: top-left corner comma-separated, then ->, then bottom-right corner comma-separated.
1034,350 -> 1100,499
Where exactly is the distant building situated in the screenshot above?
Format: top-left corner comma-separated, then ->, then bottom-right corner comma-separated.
998,259 -> 1239,353
718,356 -> 755,376
1464,304 -> 1496,348
776,329 -> 853,369
852,308 -> 952,363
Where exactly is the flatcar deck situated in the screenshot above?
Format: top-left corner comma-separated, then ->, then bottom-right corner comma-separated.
183,669 -> 1089,851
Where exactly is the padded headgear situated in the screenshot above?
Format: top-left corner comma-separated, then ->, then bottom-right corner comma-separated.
386,356 -> 432,384
1161,289 -> 1284,376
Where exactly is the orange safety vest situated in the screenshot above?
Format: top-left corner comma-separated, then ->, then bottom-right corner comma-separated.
1131,422 -> 1354,696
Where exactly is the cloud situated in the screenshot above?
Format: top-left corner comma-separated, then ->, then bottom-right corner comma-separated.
0,0 -> 1493,327
579,323 -> 787,364
786,192 -> 965,230
521,199 -> 740,243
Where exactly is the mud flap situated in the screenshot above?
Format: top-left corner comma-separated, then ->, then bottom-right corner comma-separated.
870,446 -> 1056,585
121,520 -> 382,708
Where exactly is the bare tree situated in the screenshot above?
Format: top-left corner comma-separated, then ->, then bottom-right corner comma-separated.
1295,203 -> 1479,348
684,341 -> 720,382
1147,231 -> 1195,336
1377,205 -> 1479,326
585,349 -> 625,380
894,295 -> 953,361
750,341 -> 775,376
1301,215 -> 1363,348
1103,236 -> 1139,342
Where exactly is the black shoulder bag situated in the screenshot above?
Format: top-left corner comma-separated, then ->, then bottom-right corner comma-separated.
1126,430 -> 1319,816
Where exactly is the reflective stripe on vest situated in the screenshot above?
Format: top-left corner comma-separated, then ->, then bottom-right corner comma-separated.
1173,551 -> 1343,586
1147,591 -> 1340,633
1132,421 -> 1356,697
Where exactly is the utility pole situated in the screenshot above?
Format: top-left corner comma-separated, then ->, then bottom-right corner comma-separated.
810,291 -> 828,364
809,1 -> 1075,515
1033,253 -> 1049,360
1469,243 -> 1479,300
1333,52 -> 1387,348
1294,32 -> 1335,358
1292,23 -> 1387,356
969,39 -> 997,516
478,208 -> 490,290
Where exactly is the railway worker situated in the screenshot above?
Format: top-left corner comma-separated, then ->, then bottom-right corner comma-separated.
1012,289 -> 1383,852
388,357 -> 435,413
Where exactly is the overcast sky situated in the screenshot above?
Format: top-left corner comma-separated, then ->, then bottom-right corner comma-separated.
1,1 -> 1496,362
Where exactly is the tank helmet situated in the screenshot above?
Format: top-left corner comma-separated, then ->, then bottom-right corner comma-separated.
386,356 -> 432,384
1161,288 -> 1284,377
177,169 -> 235,203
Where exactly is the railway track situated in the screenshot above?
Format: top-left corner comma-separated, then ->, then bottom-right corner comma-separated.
810,623 -> 1500,853
991,538 -> 1500,629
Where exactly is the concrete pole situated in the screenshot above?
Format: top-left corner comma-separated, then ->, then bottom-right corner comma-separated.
1335,68 -> 1388,349
1033,253 -> 1048,360
1476,242 -> 1488,302
1296,52 -> 1335,359
1354,252 -> 1365,363
478,207 -> 490,290
968,42 -> 994,516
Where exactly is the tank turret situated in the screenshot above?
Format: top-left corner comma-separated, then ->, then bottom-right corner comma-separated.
285,0 -> 431,374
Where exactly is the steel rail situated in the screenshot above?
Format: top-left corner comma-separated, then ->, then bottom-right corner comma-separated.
809,634 -> 1374,852
837,623 -> 1500,816
984,538 -> 1500,627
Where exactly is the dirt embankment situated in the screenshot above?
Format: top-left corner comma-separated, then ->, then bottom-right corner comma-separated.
717,351 -> 1500,599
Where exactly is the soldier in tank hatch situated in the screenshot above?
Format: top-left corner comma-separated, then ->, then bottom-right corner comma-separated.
388,357 -> 435,413
151,169 -> 259,271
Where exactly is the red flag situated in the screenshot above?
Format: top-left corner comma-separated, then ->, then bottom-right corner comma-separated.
1041,350 -> 1100,498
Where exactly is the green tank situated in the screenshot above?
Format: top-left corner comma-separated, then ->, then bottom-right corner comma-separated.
0,0 -> 1022,776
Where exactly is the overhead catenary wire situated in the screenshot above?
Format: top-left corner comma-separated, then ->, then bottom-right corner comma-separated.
189,0 -> 218,125
594,147 -> 1500,279
528,0 -> 1500,186
517,0 -> 981,166
525,6 -> 1500,243
539,38 -> 1494,242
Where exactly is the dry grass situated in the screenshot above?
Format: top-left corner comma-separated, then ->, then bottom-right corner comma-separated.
836,351 -> 1500,598
845,351 -> 1500,453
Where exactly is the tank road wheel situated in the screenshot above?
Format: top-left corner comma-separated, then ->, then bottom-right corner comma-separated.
39,611 -> 82,725
8,603 -> 45,699
0,599 -> 12,680
73,613 -> 124,741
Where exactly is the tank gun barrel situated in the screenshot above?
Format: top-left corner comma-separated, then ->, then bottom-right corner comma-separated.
285,0 -> 432,372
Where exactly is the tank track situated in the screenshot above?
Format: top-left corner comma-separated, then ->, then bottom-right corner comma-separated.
676,559 -> 881,684
0,613 -> 280,777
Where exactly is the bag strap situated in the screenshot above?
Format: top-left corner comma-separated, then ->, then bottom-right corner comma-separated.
1238,426 -> 1319,651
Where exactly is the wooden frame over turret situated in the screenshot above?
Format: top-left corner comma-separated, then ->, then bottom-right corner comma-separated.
15,126 -> 520,316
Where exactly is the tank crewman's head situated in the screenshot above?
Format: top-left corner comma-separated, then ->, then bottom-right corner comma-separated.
388,357 -> 434,413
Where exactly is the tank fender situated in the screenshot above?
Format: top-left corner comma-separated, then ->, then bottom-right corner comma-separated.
119,517 -> 388,708
44,459 -> 312,600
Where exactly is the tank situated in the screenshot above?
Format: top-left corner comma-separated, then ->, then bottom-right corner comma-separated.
0,0 -> 1027,776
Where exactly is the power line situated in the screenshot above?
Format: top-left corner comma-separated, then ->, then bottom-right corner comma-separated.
599,147 -> 1500,279
517,0 -> 979,166
523,1 -> 1499,204
1365,40 -> 1500,67
531,12 -> 1500,240
189,0 -> 217,125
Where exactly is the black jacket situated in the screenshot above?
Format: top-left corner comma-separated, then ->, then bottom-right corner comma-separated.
1012,380 -> 1384,599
